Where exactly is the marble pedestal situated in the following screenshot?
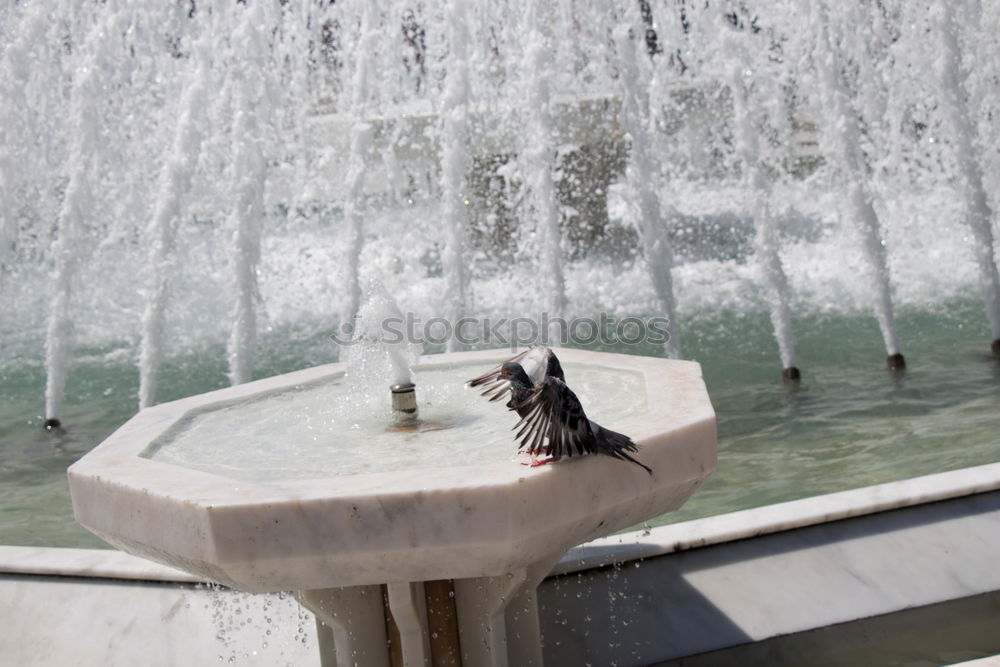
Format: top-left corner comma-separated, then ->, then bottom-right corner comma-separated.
68,349 -> 716,666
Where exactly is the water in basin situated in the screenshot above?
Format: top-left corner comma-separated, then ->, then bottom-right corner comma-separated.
141,363 -> 647,481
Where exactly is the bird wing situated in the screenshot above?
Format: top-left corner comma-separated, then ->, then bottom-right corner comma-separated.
466,346 -> 564,407
545,349 -> 565,382
513,376 -> 596,459
466,348 -> 532,404
520,346 -> 554,386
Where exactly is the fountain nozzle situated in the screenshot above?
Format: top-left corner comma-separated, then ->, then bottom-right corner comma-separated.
391,382 -> 418,425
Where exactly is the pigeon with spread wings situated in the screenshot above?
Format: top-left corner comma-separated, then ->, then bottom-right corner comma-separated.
467,347 -> 652,474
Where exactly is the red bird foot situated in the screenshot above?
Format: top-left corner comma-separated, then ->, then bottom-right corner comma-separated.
520,457 -> 555,468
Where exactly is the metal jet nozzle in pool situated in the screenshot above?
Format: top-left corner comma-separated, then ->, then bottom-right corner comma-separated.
391,382 -> 418,427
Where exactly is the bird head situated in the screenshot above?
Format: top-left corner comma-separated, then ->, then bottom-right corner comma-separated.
500,361 -> 531,388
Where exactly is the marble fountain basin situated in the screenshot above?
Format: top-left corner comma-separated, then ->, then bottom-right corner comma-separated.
68,348 -> 717,594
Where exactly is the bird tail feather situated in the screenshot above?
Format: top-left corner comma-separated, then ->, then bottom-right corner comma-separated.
596,426 -> 653,475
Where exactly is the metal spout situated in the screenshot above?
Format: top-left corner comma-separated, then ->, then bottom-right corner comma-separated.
391,382 -> 418,425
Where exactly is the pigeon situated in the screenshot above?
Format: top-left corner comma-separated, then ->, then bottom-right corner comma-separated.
467,347 -> 652,474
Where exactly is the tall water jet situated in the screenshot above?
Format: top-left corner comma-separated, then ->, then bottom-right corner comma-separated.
814,2 -> 905,370
523,0 -> 566,343
138,33 -> 210,408
935,0 -> 1000,356
341,4 -> 378,331
226,4 -> 273,386
44,9 -> 118,426
724,19 -> 799,379
280,2 -> 322,215
1,3 -> 55,303
0,12 -> 33,287
615,20 -> 682,360
440,0 -> 472,353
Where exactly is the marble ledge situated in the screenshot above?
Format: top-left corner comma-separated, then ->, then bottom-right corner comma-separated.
948,656 -> 1000,667
0,546 -> 200,584
554,459 -> 1000,576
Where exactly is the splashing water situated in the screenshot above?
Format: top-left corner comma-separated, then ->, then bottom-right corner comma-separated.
341,279 -> 420,394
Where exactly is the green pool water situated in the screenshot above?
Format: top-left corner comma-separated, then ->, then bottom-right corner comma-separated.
1,295 -> 998,549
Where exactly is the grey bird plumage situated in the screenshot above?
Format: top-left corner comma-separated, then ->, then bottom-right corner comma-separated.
467,346 -> 652,474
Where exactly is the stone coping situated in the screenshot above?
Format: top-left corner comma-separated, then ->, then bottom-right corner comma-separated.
947,656 -> 1000,667
4,460 -> 999,585
0,545 -> 202,583
554,460 -> 1000,575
